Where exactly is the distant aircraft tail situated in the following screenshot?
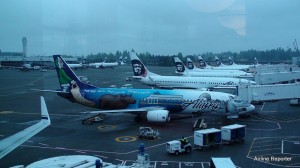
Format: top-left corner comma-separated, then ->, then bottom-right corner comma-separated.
198,55 -> 207,68
228,57 -> 235,65
215,56 -> 222,67
118,56 -> 127,65
129,51 -> 158,78
186,58 -> 195,70
53,55 -> 96,92
174,57 -> 190,75
254,57 -> 259,65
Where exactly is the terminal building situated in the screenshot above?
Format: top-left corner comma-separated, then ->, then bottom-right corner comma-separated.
0,37 -> 79,68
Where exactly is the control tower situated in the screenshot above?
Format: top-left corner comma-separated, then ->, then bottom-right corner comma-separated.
22,37 -> 27,57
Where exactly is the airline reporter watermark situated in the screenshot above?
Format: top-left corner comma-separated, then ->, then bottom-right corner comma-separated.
254,156 -> 292,162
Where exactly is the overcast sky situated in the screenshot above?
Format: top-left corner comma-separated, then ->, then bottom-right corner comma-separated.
1,0 -> 300,56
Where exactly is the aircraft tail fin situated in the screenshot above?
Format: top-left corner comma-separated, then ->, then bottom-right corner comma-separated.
228,57 -> 235,65
186,58 -> 195,70
215,56 -> 222,67
129,50 -> 158,77
53,55 -> 96,92
174,57 -> 190,74
198,55 -> 207,68
254,57 -> 259,65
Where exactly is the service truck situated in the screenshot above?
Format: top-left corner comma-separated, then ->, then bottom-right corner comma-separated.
194,128 -> 221,151
166,140 -> 192,155
221,124 -> 246,144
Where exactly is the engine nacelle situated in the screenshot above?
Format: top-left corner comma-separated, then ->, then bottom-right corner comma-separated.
147,110 -> 170,122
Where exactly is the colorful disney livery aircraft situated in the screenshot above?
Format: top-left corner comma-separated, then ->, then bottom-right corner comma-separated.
50,55 -> 255,122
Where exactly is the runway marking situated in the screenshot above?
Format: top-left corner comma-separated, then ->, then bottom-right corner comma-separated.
0,74 -> 48,91
247,136 -> 300,167
115,136 -> 137,142
0,111 -> 14,114
260,102 -> 265,111
97,125 -> 116,130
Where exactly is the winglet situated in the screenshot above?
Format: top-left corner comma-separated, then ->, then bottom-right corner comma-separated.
41,96 -> 51,124
0,96 -> 51,159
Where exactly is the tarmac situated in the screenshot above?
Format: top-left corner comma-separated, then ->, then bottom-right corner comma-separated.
0,65 -> 300,168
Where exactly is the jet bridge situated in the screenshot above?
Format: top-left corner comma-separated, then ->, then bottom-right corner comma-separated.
237,83 -> 300,103
254,70 -> 300,85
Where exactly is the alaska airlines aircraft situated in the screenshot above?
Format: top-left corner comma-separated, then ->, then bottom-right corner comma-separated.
227,57 -> 252,70
48,55 -> 255,122
175,57 -> 254,80
118,56 -> 127,65
214,56 -> 249,71
186,57 -> 247,74
130,52 -> 254,89
89,57 -> 119,69
0,96 -> 50,159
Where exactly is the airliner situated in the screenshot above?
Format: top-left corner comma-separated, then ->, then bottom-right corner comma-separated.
41,55 -> 255,122
227,57 -> 252,70
186,57 -> 247,74
213,56 -> 250,71
130,52 -> 255,89
89,57 -> 119,69
0,96 -> 50,159
118,56 -> 127,65
175,57 -> 254,79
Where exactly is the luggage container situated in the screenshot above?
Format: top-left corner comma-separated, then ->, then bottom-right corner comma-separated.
221,124 -> 246,144
194,128 -> 221,151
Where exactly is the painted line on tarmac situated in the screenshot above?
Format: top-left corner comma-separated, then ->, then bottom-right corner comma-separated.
0,111 -> 14,114
98,125 -> 116,130
115,136 -> 137,142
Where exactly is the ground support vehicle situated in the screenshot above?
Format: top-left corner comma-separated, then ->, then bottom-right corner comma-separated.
81,114 -> 104,124
166,140 -> 192,155
137,127 -> 160,140
221,124 -> 246,144
194,128 -> 222,151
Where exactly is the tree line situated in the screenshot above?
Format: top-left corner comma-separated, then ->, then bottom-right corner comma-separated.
83,47 -> 299,66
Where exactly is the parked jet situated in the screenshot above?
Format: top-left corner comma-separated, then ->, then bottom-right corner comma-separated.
213,56 -> 250,71
118,56 -> 127,65
175,57 -> 254,79
0,96 -> 51,159
130,52 -> 254,89
227,57 -> 252,70
187,57 -> 246,74
89,57 -> 119,69
196,55 -> 214,69
40,55 -> 255,122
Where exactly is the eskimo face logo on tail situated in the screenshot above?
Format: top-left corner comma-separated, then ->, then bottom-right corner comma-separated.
131,59 -> 146,77
229,59 -> 233,65
215,59 -> 221,66
187,61 -> 194,69
175,62 -> 185,72
199,59 -> 206,68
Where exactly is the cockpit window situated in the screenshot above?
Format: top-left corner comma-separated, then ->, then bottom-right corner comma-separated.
234,99 -> 242,103
229,96 -> 235,100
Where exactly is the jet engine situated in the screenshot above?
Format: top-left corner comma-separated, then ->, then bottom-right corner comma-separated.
147,110 -> 170,122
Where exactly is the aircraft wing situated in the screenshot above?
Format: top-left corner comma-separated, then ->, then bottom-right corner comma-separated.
0,96 -> 51,159
82,106 -> 166,114
31,89 -> 70,93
